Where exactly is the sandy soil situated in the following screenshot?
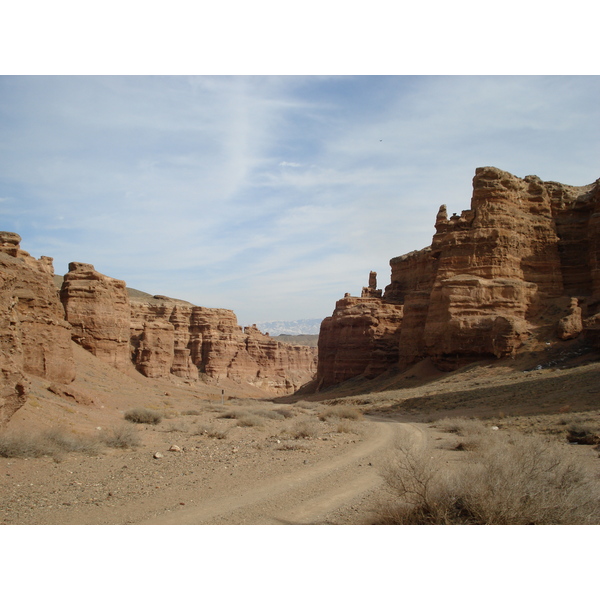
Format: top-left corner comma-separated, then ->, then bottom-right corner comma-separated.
1,342 -> 599,525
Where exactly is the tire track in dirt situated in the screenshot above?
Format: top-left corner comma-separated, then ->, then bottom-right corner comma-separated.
142,419 -> 426,524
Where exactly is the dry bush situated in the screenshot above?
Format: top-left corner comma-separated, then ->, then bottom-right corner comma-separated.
101,424 -> 141,449
218,409 -> 248,419
43,428 -> 101,455
564,420 -> 600,445
434,417 -> 487,437
237,413 -> 265,427
0,428 -> 100,458
124,408 -> 162,425
376,431 -> 600,525
318,406 -> 363,422
195,424 -> 228,439
160,420 -> 189,433
273,408 -> 294,419
288,419 -> 319,439
336,421 -> 356,434
181,410 -> 202,416
251,409 -> 286,421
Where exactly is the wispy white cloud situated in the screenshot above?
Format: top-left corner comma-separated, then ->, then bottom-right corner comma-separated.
1,75 -> 599,325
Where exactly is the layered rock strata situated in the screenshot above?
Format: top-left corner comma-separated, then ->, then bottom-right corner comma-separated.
130,299 -> 317,394
318,167 -> 600,386
0,233 -> 74,425
60,262 -> 132,371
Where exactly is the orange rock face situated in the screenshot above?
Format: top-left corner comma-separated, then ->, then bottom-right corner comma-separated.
318,167 -> 600,386
60,263 -> 132,372
130,300 -> 317,394
316,296 -> 403,389
0,233 -> 74,424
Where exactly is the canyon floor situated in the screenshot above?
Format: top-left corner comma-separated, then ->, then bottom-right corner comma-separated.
1,341 -> 600,525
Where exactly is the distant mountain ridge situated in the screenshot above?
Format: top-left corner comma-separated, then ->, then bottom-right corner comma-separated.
251,318 -> 323,336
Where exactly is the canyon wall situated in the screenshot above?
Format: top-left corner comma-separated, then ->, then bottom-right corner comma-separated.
130,299 -> 317,394
317,167 -> 600,388
0,233 -> 74,425
56,262 -> 316,394
0,236 -> 318,424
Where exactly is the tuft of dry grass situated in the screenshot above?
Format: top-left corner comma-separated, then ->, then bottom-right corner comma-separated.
273,408 -> 294,419
375,430 -> 600,525
101,424 -> 141,449
336,421 -> 357,434
160,420 -> 189,433
195,424 -> 229,439
433,417 -> 488,437
124,408 -> 162,425
318,406 -> 363,422
0,428 -> 101,458
288,419 -> 319,439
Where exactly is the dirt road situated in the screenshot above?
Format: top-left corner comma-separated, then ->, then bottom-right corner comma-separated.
143,419 -> 425,525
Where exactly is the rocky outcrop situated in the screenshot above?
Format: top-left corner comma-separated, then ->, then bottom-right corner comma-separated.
316,295 -> 403,389
0,232 -> 74,425
318,167 -> 600,386
60,263 -> 132,371
130,299 -> 317,394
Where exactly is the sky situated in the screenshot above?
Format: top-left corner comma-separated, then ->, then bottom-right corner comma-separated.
1,75 -> 600,325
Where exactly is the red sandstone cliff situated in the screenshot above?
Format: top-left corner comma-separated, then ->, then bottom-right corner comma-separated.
0,233 -> 74,425
1,236 -> 318,424
130,299 -> 317,394
317,167 -> 600,388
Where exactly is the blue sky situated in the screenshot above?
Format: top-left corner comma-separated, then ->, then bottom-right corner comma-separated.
1,75 -> 599,325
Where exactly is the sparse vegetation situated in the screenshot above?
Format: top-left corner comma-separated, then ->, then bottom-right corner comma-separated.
237,413 -> 265,428
289,419 -> 319,439
318,406 -> 362,421
564,420 -> 600,445
0,428 -> 100,458
124,408 -> 163,425
433,417 -> 487,437
336,421 -> 356,434
160,420 -> 189,433
375,430 -> 600,525
101,424 -> 141,449
273,408 -> 294,419
195,424 -> 229,439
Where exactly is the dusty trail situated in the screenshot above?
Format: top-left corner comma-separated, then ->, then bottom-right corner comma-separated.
143,419 -> 427,525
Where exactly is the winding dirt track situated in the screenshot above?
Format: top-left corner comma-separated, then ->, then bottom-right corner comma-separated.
143,419 -> 427,525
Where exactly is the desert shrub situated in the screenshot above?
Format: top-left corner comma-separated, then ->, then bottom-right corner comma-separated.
0,428 -> 100,458
237,413 -> 265,428
376,431 -> 600,525
318,406 -> 362,422
273,408 -> 294,419
289,419 -> 319,439
434,417 -> 487,437
218,409 -> 246,420
43,427 -> 101,455
181,410 -> 202,416
160,420 -> 189,433
101,424 -> 141,449
251,409 -> 286,421
124,408 -> 162,425
565,421 -> 600,445
195,424 -> 228,439
336,421 -> 356,434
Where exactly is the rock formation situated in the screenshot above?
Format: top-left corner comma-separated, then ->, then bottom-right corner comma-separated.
317,167 -> 600,387
60,262 -> 132,371
0,232 -> 318,425
0,232 -> 74,425
130,298 -> 317,394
